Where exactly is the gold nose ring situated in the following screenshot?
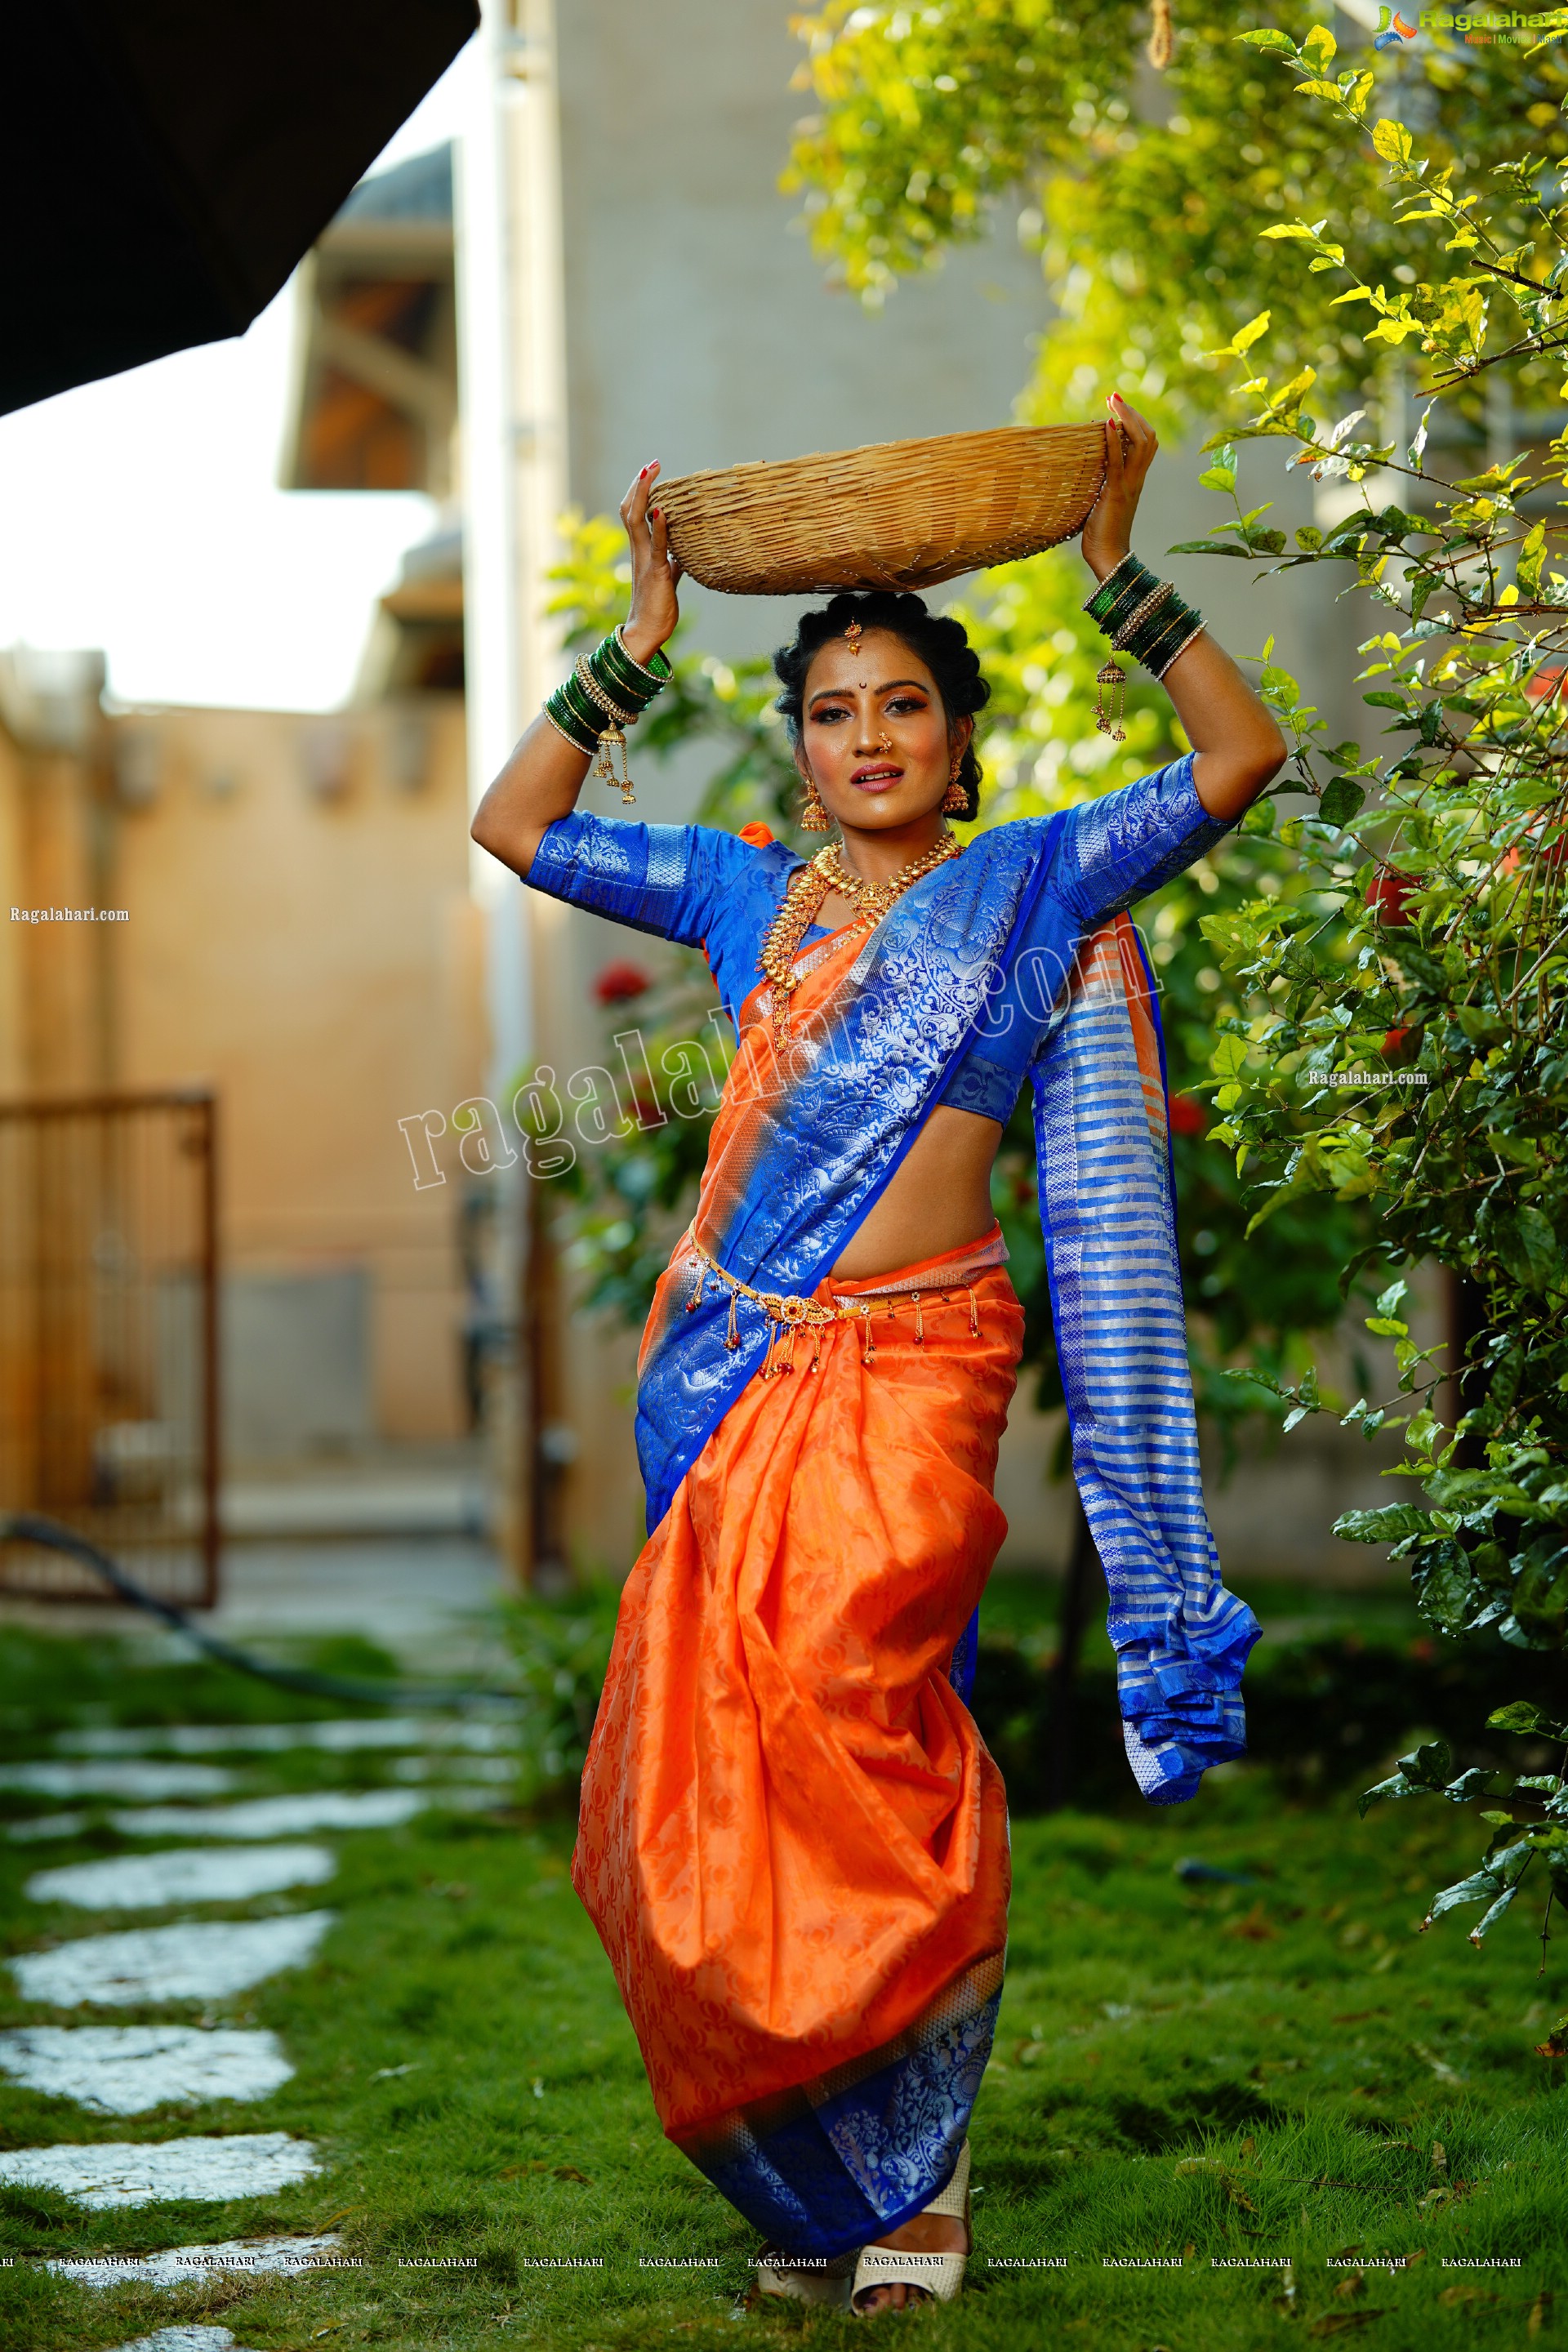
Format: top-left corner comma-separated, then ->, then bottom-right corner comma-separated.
877,731 -> 893,752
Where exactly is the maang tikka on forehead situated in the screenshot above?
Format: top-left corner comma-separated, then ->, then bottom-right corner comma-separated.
843,616 -> 868,685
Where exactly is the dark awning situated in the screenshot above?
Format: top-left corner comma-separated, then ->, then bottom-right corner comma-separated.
4,0 -> 478,418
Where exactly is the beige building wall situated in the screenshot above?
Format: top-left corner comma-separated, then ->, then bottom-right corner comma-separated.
0,728 -> 28,1097
105,697 -> 482,1457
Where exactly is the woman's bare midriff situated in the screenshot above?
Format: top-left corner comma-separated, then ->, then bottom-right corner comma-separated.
829,1104 -> 1004,1280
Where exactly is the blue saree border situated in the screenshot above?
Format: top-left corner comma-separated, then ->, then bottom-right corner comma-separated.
672,1958 -> 1003,2261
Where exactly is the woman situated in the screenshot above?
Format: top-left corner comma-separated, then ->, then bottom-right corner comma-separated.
471,397 -> 1285,2315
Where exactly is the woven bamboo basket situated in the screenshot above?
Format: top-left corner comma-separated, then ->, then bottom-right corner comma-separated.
656,425 -> 1107,596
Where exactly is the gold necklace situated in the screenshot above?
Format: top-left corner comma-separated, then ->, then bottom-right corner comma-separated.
756,831 -> 963,1045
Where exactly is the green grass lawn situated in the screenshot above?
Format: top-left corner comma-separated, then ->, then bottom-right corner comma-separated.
0,1627 -> 1564,2352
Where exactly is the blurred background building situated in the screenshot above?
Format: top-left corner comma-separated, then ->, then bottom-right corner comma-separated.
0,0 -> 1392,1634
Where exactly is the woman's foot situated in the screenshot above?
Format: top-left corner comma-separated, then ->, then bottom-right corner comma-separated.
853,2209 -> 969,2315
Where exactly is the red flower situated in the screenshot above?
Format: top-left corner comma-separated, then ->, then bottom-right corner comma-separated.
1366,867 -> 1416,926
594,960 -> 651,1004
1169,1093 -> 1207,1136
737,820 -> 775,849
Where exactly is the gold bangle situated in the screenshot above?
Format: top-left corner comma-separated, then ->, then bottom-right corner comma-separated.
573,656 -> 638,728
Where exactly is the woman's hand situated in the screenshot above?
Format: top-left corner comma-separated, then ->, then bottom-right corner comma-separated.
1080,393 -> 1158,584
621,461 -> 683,666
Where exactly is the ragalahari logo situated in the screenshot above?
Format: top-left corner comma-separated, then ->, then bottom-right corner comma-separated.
1375,3 -> 1568,37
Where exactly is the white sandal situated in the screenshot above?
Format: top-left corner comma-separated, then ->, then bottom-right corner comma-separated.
755,2246 -> 858,2309
850,2140 -> 971,2314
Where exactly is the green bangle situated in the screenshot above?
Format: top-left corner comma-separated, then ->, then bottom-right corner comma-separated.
559,674 -> 608,738
1146,614 -> 1205,679
607,626 -> 672,690
1097,573 -> 1163,644
1135,598 -> 1197,667
1131,605 -> 1196,676
1122,597 -> 1190,670
544,689 -> 599,756
595,632 -> 669,710
1100,580 -> 1161,643
1084,552 -> 1147,623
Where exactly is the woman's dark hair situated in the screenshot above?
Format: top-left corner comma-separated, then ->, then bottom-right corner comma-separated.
772,590 -> 991,822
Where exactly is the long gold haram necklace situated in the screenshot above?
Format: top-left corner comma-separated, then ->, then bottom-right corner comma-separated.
757,831 -> 964,1046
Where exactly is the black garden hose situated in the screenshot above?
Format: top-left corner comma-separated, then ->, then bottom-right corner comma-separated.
0,1510 -> 522,1713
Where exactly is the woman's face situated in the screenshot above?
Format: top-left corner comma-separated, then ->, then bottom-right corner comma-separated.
795,629 -> 969,832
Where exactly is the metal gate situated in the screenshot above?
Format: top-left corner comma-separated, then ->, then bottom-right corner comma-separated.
0,1090 -> 219,1606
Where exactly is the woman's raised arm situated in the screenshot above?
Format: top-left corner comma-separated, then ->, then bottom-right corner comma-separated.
470,464 -> 683,877
1084,396 -> 1286,824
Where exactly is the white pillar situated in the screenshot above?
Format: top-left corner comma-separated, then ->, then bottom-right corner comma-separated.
455,0 -> 569,1579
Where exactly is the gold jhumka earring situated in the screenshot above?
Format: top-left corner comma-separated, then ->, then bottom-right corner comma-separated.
800,777 -> 832,832
942,750 -> 968,814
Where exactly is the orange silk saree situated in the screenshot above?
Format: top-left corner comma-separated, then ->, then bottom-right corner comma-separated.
572,924 -> 1019,2255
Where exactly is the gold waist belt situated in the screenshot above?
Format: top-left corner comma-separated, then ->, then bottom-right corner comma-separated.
684,1236 -> 982,1377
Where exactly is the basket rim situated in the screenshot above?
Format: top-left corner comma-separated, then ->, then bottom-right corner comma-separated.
657,421 -> 1106,501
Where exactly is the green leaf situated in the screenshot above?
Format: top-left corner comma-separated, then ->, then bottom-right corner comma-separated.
1238,26 -> 1297,50
1488,1700 -> 1568,1740
1372,118 -> 1414,164
1301,24 -> 1338,70
1518,521 -> 1547,596
1319,776 -> 1366,826
1334,1504 -> 1432,1545
1399,1737 -> 1454,1788
1360,1771 -> 1417,1816
1413,1540 -> 1485,1638
1494,1205 -> 1559,1294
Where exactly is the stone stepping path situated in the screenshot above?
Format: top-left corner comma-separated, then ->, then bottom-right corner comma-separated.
48,2233 -> 342,2287
10,1784 -> 494,1844
0,2131 -> 318,2207
10,1785 -> 493,1846
106,2329 -> 256,2352
59,1717 -> 519,1755
2,1712 -> 515,2292
0,1762 -> 234,1799
11,1910 -> 336,2005
25,1842 -> 336,1910
104,1788 -> 448,1839
0,2025 -> 293,2114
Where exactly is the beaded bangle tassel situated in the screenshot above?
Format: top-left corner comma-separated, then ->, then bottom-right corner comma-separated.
543,628 -> 672,803
1084,557 -> 1205,734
